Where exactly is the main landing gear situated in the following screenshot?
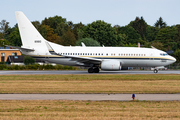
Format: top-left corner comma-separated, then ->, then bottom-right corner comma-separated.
154,69 -> 158,73
88,67 -> 100,73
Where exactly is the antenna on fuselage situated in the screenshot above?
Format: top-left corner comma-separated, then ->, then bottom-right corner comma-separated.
151,46 -> 157,49
81,42 -> 86,47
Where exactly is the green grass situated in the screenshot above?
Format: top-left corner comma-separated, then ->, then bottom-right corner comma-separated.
0,74 -> 180,93
0,100 -> 180,120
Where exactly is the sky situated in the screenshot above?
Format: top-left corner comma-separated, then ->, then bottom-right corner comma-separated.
1,0 -> 180,27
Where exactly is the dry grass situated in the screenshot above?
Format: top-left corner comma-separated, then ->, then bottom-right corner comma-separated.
0,100 -> 180,120
0,74 -> 180,93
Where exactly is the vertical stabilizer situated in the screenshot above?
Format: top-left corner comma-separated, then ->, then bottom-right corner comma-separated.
15,11 -> 47,50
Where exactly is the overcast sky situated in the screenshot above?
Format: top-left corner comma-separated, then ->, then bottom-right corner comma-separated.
1,0 -> 180,27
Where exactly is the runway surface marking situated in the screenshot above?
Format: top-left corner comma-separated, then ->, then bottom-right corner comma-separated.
0,94 -> 180,101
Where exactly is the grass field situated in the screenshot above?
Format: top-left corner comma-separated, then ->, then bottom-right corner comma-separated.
0,100 -> 180,120
0,74 -> 180,93
1,74 -> 180,119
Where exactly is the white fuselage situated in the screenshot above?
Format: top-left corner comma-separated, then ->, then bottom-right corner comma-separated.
22,43 -> 176,68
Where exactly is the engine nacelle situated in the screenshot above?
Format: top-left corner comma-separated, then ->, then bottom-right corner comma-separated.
101,60 -> 121,71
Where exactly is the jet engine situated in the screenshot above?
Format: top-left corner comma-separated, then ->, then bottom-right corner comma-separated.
101,60 -> 121,71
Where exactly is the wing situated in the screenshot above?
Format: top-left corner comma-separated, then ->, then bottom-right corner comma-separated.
60,54 -> 102,65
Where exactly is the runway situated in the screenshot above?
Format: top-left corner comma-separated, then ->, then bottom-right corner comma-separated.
0,70 -> 179,75
0,94 -> 180,101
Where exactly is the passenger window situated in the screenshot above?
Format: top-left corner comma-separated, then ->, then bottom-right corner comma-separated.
101,53 -> 103,56
106,53 -> 108,56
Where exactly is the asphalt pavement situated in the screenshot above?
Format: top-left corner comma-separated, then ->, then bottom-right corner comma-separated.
0,94 -> 180,101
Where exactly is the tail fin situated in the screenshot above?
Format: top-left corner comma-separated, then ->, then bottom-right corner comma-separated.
15,11 -> 47,50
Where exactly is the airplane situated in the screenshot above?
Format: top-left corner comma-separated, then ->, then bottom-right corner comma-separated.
12,11 -> 176,73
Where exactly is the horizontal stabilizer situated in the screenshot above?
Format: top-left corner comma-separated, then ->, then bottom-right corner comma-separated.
5,45 -> 35,51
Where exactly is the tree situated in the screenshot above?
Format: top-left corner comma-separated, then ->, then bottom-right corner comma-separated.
54,22 -> 69,37
0,20 -> 10,39
155,26 -> 178,51
82,20 -> 117,46
42,16 -> 66,31
8,27 -> 22,46
116,33 -> 127,46
32,21 -> 41,31
117,26 -> 141,44
76,38 -> 100,46
151,41 -> 166,51
128,17 -> 147,40
72,22 -> 84,40
0,39 -> 10,48
23,56 -> 35,65
58,30 -> 76,46
146,25 -> 159,42
39,25 -> 60,43
174,25 -> 180,49
174,49 -> 180,63
154,17 -> 167,28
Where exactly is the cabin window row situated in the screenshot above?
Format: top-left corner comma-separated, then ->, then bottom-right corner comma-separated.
60,53 -> 146,56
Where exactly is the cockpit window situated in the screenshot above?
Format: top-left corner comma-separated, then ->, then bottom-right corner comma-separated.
160,53 -> 168,56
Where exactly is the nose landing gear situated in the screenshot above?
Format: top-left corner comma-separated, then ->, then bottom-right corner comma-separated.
154,69 -> 158,73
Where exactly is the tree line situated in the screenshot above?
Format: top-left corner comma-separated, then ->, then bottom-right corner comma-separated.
0,16 -> 180,63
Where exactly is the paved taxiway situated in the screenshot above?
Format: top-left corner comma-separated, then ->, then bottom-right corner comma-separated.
0,94 -> 180,101
0,70 -> 179,75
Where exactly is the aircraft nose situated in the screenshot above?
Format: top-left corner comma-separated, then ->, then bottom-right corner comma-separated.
171,56 -> 176,63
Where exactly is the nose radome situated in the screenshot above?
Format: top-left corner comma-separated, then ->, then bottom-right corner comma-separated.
172,56 -> 176,63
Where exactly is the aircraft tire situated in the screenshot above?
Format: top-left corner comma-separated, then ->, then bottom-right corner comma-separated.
93,67 -> 99,73
154,69 -> 158,73
88,68 -> 94,73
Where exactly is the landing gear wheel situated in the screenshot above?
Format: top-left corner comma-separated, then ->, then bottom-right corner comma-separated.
88,68 -> 94,73
93,67 -> 99,73
154,69 -> 158,73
